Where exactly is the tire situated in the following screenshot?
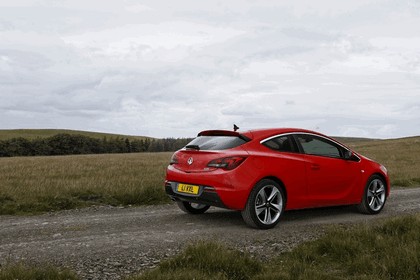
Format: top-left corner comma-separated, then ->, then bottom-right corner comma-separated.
176,201 -> 210,214
241,179 -> 285,229
357,175 -> 387,214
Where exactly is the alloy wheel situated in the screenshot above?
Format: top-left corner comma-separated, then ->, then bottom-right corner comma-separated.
367,178 -> 386,212
254,185 -> 283,225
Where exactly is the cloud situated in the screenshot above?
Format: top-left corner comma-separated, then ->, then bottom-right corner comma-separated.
0,0 -> 419,138
62,21 -> 246,63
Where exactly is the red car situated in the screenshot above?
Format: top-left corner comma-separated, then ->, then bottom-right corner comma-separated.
165,128 -> 390,229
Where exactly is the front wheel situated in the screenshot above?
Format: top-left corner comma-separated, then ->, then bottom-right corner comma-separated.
241,179 -> 285,229
176,201 -> 210,214
357,175 -> 387,214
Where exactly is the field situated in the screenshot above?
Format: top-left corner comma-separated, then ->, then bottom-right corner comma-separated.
0,153 -> 171,215
0,136 -> 419,215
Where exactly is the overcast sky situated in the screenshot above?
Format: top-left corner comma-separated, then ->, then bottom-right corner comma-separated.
1,0 -> 419,138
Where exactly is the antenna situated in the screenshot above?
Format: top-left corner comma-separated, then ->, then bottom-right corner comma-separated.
233,124 -> 239,132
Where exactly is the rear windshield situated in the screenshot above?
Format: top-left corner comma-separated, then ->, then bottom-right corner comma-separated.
186,136 -> 246,150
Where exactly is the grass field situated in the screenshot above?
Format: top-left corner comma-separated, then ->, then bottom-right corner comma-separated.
0,136 -> 419,215
0,129 -> 150,141
0,153 -> 171,215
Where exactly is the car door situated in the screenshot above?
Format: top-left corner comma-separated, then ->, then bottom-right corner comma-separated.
294,134 -> 361,207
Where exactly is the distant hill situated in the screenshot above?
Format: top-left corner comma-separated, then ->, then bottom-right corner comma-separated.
333,136 -> 377,145
0,129 -> 152,141
0,129 -> 410,143
337,135 -> 420,148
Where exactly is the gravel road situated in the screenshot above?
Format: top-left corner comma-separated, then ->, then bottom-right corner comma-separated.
1,188 -> 420,279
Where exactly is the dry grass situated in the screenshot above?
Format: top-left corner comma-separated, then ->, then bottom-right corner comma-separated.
130,241 -> 262,280
0,263 -> 78,280
345,136 -> 420,187
0,153 -> 171,214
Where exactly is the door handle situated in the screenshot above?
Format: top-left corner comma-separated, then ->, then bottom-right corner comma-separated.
311,164 -> 320,170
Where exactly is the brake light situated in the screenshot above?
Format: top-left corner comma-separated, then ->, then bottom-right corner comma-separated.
170,153 -> 178,165
207,156 -> 246,170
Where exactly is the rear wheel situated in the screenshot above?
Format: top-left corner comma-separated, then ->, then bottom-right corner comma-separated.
176,201 -> 210,214
357,175 -> 387,214
241,179 -> 285,229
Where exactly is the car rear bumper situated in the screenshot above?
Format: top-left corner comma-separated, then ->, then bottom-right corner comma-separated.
165,181 -> 227,208
165,164 -> 256,210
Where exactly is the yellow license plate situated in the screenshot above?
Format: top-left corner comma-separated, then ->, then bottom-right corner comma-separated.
177,183 -> 199,195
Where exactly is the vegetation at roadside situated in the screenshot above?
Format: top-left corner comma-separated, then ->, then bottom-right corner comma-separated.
132,214 -> 420,280
130,242 -> 262,280
0,263 -> 77,280
0,153 -> 171,215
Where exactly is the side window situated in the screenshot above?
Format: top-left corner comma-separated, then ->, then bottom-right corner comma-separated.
263,136 -> 297,153
296,134 -> 341,158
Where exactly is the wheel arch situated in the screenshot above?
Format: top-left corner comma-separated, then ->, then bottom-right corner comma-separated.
240,175 -> 288,211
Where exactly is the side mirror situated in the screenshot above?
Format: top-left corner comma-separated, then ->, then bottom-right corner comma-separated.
343,150 -> 352,160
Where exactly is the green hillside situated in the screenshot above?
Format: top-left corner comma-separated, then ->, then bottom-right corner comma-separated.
0,129 -> 151,141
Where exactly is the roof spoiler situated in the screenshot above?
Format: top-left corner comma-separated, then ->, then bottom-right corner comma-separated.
198,130 -> 251,142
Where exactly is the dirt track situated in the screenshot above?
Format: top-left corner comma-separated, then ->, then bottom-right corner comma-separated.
1,188 -> 420,279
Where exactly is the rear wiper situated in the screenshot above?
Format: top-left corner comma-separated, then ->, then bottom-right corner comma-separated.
185,145 -> 200,150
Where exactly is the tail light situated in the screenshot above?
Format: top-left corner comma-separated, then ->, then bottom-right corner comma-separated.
207,156 -> 246,170
170,153 -> 178,165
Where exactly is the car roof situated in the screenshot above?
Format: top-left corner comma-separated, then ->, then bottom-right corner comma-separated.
198,128 -> 332,142
197,128 -> 350,150
242,128 -> 323,141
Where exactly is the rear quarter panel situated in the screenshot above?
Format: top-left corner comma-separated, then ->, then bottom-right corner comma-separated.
246,149 -> 310,210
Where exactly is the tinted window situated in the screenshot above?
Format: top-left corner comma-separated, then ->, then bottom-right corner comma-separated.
263,136 -> 297,153
296,134 -> 341,158
186,136 -> 246,150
